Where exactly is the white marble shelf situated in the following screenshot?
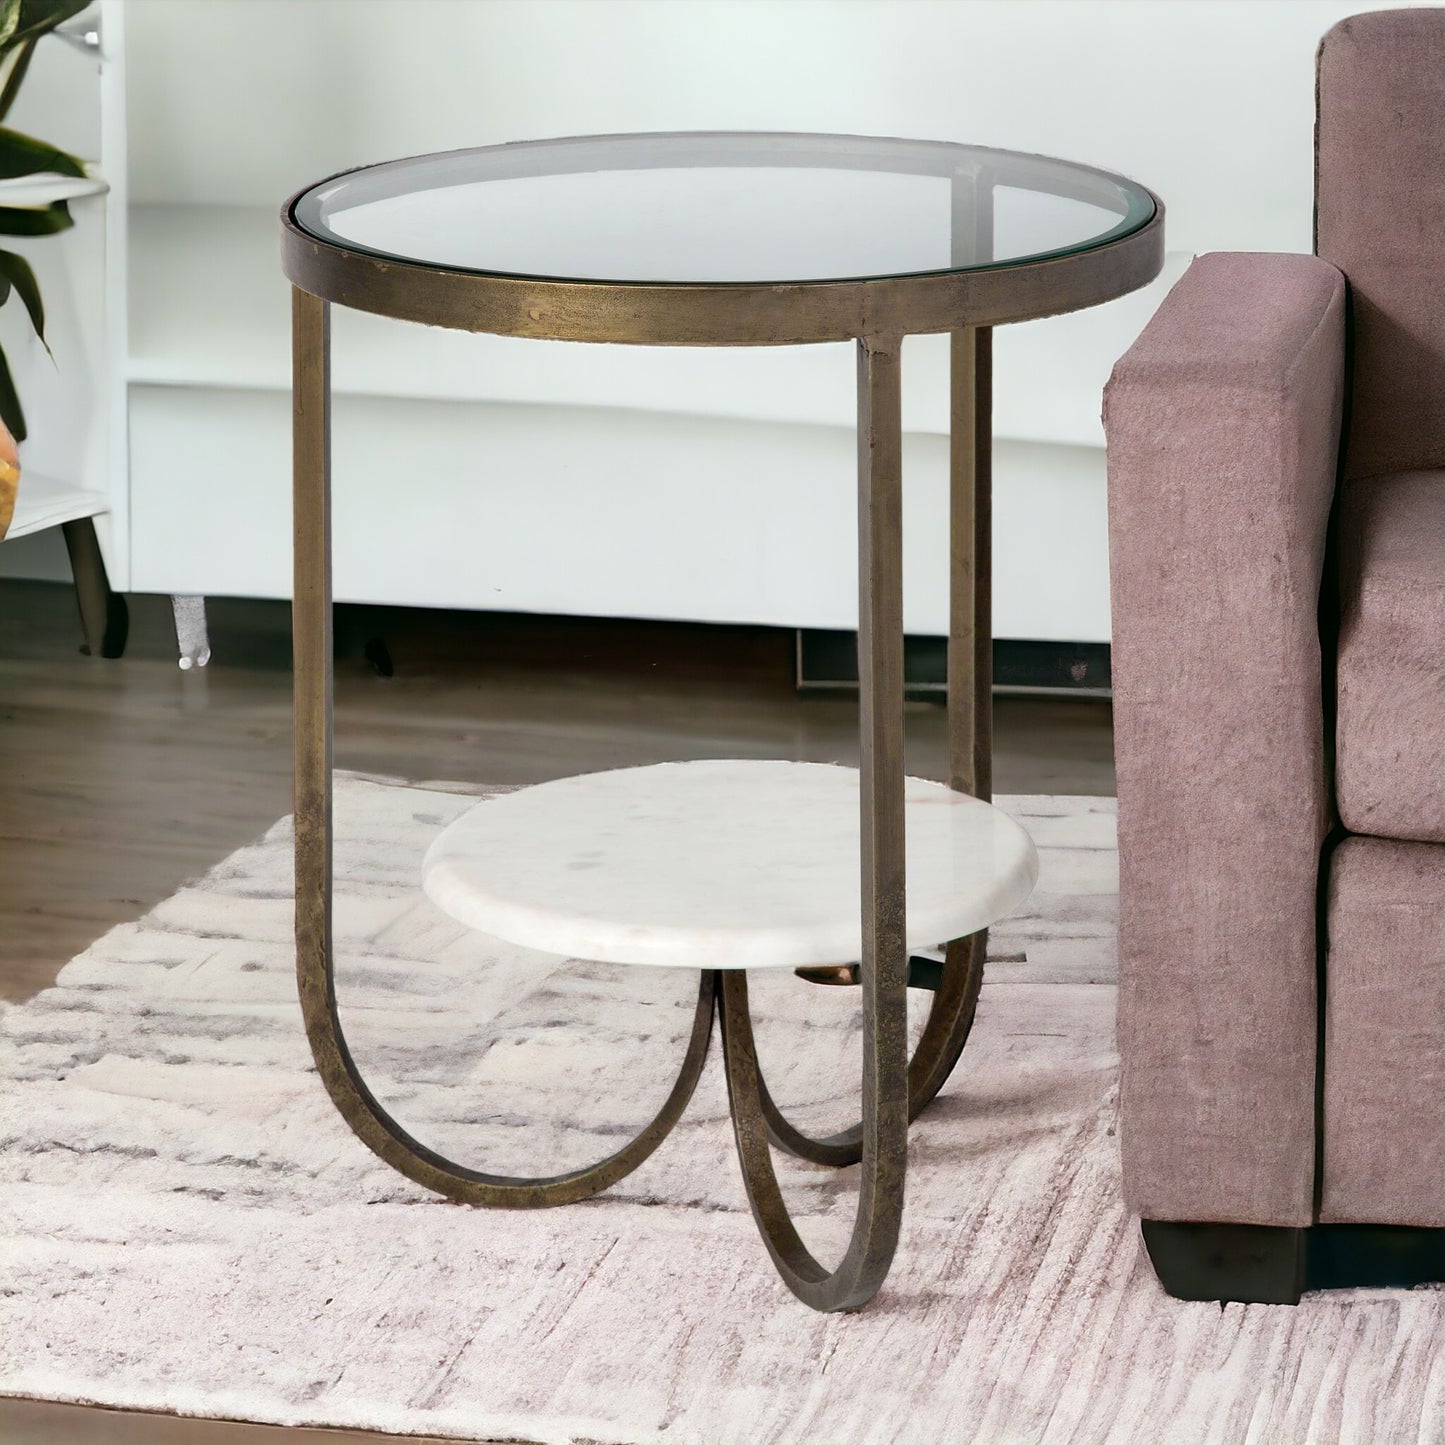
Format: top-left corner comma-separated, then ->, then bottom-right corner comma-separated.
421,759 -> 1038,970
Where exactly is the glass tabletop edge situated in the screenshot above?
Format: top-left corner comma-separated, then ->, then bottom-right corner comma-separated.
279,179 -> 1165,345
281,130 -> 1159,291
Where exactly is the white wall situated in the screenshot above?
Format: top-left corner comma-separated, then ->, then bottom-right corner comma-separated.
125,0 -> 1422,245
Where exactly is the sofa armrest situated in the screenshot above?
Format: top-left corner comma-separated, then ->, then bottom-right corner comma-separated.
1103,252 -> 1346,1227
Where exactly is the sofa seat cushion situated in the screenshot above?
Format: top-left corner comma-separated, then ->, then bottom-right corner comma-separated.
1336,468 -> 1445,842
1323,835 -> 1445,1226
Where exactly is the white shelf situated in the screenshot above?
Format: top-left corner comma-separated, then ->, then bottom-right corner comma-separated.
123,201 -> 1124,638
119,187 -> 1172,641
4,469 -> 107,540
126,202 -> 1189,449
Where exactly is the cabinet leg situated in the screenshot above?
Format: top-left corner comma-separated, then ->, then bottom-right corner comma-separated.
61,517 -> 129,659
172,594 -> 211,669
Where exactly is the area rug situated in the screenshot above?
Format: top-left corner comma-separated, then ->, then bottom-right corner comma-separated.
1,775 -> 1441,1445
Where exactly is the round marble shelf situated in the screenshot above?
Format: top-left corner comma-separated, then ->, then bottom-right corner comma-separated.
421,759 -> 1038,970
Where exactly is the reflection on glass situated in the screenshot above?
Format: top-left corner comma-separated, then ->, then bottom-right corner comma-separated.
294,132 -> 1154,285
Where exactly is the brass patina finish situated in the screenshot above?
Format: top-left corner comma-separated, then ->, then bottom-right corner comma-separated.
285,133 -> 1163,1311
292,288 -> 717,1206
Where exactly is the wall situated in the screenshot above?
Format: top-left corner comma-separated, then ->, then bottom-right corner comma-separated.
125,0 -> 1418,243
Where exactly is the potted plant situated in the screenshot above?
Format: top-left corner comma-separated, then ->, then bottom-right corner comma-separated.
0,0 -> 126,661
0,0 -> 94,442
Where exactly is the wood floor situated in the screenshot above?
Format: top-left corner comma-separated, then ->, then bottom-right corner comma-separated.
0,579 -> 1114,1445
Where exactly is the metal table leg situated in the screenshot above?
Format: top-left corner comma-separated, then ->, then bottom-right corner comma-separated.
290,286 -> 716,1208
751,322 -> 994,1170
719,335 -> 911,1311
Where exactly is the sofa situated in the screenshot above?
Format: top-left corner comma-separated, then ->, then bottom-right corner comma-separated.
1103,6 -> 1445,1303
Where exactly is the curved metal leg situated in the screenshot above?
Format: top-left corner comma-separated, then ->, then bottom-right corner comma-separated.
720,968 -> 907,1312
762,322 -> 994,1167
761,931 -> 985,1167
292,283 -> 712,1206
298,945 -> 716,1207
713,334 -> 911,1312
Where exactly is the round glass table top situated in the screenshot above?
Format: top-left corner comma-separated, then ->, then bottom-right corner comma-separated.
292,131 -> 1155,287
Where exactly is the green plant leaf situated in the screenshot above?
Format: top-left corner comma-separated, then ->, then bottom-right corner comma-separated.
0,34 -> 37,123
0,1 -> 22,51
4,0 -> 90,52
0,125 -> 84,179
0,246 -> 44,349
0,339 -> 27,442
0,0 -> 96,452
0,197 -> 70,233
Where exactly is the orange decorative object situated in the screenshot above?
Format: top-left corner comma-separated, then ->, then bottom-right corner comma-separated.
0,423 -> 18,541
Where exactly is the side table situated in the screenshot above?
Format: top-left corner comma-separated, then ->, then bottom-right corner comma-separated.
282,132 -> 1163,1311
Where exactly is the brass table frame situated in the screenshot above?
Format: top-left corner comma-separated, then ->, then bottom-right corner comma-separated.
283,133 -> 1163,1313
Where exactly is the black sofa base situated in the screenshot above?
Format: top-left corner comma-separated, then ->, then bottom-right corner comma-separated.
1142,1220 -> 1445,1305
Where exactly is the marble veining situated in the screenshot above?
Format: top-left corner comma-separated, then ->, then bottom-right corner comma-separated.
421,759 -> 1039,969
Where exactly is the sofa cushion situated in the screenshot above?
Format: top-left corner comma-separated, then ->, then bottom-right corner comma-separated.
1317,10 -> 1445,479
1323,835 -> 1445,1227
1336,469 -> 1445,843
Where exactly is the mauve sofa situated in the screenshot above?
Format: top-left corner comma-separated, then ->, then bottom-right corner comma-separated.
1103,7 -> 1445,1304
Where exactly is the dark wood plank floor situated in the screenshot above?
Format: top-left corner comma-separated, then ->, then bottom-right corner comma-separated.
0,578 -> 1113,1445
0,1400 -> 482,1445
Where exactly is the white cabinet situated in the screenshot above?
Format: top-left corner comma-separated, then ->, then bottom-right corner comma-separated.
125,198 -> 1184,637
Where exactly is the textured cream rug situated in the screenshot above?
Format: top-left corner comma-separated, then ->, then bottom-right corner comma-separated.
1,775 -> 1442,1445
